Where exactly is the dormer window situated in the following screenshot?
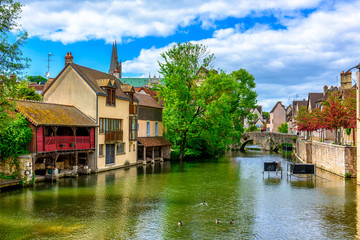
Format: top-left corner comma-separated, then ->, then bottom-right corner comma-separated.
106,87 -> 116,106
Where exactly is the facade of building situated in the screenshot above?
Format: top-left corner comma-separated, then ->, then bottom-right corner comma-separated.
290,100 -> 307,135
135,92 -> 171,162
268,102 -> 286,132
244,106 -> 264,130
15,99 -> 97,178
42,53 -> 138,172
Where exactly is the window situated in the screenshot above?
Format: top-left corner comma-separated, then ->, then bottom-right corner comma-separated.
106,87 -> 116,106
116,142 -> 125,154
133,144 -> 135,151
99,118 -> 122,134
155,122 -> 158,136
129,116 -> 137,141
146,121 -> 150,136
99,144 -> 104,156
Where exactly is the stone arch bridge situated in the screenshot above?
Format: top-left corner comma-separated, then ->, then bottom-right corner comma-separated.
240,132 -> 303,151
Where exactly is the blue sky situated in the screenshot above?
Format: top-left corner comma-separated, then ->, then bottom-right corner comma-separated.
17,0 -> 360,111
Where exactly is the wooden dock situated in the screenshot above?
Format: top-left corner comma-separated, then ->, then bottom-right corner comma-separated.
0,179 -> 22,190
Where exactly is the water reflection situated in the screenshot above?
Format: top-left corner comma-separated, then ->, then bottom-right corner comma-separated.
0,151 -> 359,239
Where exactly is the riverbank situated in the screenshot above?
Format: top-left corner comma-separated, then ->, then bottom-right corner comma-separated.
295,139 -> 356,178
0,159 -> 163,191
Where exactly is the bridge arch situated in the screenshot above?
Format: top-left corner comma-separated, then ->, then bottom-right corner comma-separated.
240,139 -> 253,151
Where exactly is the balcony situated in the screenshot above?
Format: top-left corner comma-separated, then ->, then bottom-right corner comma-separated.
105,130 -> 123,142
44,136 -> 92,152
129,104 -> 137,115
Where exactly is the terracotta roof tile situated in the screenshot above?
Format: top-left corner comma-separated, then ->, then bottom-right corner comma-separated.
138,137 -> 172,147
42,64 -> 130,100
15,100 -> 96,127
134,93 -> 162,109
270,101 -> 285,113
308,93 -> 323,109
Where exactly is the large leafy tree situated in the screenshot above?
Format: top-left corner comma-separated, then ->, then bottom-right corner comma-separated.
158,42 -> 257,160
322,91 -> 355,144
1,0 -> 30,125
0,1 -> 32,164
0,0 -> 29,74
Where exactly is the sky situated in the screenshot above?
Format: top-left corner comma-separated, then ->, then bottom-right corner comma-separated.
16,0 -> 360,111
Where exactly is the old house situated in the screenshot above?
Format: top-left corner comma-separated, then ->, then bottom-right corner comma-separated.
42,53 -> 138,172
290,100 -> 307,135
15,99 -> 97,178
268,102 -> 286,132
244,106 -> 264,130
135,92 -> 171,162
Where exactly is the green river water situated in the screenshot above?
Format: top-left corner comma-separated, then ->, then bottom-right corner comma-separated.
0,149 -> 359,239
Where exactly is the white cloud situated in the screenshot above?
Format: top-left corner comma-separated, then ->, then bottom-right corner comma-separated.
20,0 -> 323,44
120,0 -> 360,110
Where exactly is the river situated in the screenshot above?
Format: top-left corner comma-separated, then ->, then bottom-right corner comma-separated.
0,149 -> 359,239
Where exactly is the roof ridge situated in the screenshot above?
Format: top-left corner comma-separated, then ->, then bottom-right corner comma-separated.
74,63 -> 115,78
16,98 -> 74,107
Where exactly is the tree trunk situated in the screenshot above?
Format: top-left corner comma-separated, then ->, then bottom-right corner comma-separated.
177,133 -> 187,161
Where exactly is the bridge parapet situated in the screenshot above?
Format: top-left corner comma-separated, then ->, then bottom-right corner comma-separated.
240,132 -> 303,151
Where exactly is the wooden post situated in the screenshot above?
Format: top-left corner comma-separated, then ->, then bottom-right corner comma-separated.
75,151 -> 78,167
152,147 -> 155,162
53,126 -> 58,151
72,127 -> 77,149
160,146 -> 164,162
143,146 -> 146,162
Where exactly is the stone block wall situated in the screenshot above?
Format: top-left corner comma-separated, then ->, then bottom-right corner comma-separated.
0,154 -> 33,181
296,139 -> 356,177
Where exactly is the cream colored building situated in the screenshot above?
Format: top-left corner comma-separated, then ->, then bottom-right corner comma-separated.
135,92 -> 171,162
42,53 -> 138,172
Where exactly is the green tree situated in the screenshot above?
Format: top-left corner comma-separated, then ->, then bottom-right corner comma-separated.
15,79 -> 42,101
262,111 -> 270,119
278,123 -> 288,133
158,42 -> 257,160
26,75 -> 47,84
0,0 -> 29,75
0,114 -> 32,161
0,1 -> 32,166
1,0 -> 30,125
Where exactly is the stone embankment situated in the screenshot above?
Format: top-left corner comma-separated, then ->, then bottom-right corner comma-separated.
295,139 -> 356,177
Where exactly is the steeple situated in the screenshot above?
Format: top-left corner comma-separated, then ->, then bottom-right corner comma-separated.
109,40 -> 122,78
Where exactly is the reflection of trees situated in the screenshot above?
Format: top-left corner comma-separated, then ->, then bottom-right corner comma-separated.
157,156 -> 257,239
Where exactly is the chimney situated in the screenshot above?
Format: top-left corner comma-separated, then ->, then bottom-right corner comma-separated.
113,67 -> 120,79
323,85 -> 328,96
65,52 -> 74,65
340,71 -> 352,90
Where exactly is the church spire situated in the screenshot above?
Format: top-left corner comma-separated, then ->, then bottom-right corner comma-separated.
109,40 -> 122,78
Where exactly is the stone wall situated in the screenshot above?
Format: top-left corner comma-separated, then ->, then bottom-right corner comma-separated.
295,139 -> 356,177
0,154 -> 33,181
